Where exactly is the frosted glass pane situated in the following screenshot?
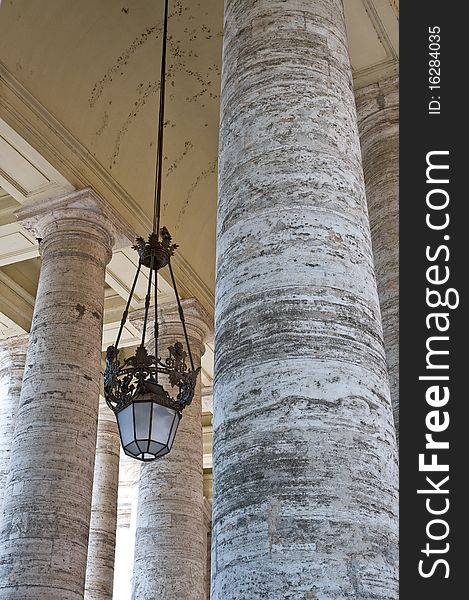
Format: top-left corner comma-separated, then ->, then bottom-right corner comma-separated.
125,441 -> 140,457
134,402 -> 152,440
136,439 -> 149,454
155,445 -> 170,459
151,404 -> 177,444
117,405 -> 134,446
168,414 -> 181,450
148,441 -> 165,455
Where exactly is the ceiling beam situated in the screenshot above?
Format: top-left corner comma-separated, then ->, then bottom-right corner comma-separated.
0,270 -> 34,332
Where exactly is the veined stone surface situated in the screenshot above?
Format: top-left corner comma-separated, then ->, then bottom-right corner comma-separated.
355,75 -> 399,439
212,1 -> 399,599
0,189 -> 127,600
0,334 -> 28,512
203,497 -> 212,600
114,453 -> 140,599
85,397 -> 120,600
131,299 -> 211,600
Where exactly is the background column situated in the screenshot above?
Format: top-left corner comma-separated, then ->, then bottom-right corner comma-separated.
355,76 -> 399,438
131,299 -> 211,600
212,1 -> 399,599
203,497 -> 212,600
113,453 -> 140,599
84,397 -> 121,600
0,334 -> 28,511
0,188 -> 129,600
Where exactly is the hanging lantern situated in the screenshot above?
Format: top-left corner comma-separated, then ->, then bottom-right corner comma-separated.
105,332 -> 198,462
103,0 -> 199,461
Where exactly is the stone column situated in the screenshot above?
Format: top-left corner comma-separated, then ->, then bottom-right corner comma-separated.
0,334 -> 28,511
114,453 -> 140,599
355,76 -> 399,438
202,386 -> 213,599
213,2 -> 399,599
203,497 -> 212,600
0,188 -> 130,600
131,299 -> 211,600
84,397 -> 121,600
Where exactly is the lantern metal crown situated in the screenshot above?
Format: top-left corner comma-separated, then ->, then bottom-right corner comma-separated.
104,0 -> 199,461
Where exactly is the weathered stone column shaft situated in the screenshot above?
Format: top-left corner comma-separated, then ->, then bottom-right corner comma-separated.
0,189 -> 127,600
114,453 -> 140,599
85,398 -> 121,600
213,1 -> 399,599
203,497 -> 212,600
0,335 -> 28,512
355,75 -> 399,437
131,299 -> 211,600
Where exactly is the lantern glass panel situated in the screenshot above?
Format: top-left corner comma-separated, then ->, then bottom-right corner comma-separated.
148,441 -> 166,455
137,440 -> 149,455
134,401 -> 152,440
151,403 -> 177,444
155,445 -> 170,459
117,404 -> 134,446
115,391 -> 183,460
168,413 -> 180,449
124,441 -> 140,458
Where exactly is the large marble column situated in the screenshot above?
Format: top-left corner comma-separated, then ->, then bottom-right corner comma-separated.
212,2 -> 399,599
0,188 -> 130,600
355,76 -> 399,438
84,397 -> 121,600
0,334 -> 28,511
131,299 -> 211,600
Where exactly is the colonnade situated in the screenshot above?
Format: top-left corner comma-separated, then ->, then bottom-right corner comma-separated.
0,1 -> 399,597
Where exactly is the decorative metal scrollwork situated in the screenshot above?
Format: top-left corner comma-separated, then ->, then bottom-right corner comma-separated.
105,342 -> 200,416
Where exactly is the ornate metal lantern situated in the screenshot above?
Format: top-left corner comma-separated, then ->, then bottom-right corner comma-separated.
103,0 -> 199,461
105,323 -> 199,461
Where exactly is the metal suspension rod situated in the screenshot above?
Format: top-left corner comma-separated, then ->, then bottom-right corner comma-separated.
141,255 -> 155,348
168,260 -> 195,371
114,261 -> 142,349
152,0 -> 170,236
154,268 -> 159,381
